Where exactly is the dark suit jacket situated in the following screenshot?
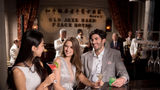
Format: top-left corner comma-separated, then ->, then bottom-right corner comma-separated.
110,41 -> 124,58
81,47 -> 129,89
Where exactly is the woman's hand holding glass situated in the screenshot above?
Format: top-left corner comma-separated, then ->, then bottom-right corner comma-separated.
42,73 -> 56,88
91,73 -> 104,88
47,62 -> 59,83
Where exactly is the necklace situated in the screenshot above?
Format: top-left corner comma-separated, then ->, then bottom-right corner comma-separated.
23,62 -> 35,73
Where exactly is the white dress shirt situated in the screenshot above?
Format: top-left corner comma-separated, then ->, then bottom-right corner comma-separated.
130,38 -> 147,59
91,48 -> 105,82
54,38 -> 66,57
76,35 -> 87,53
10,44 -> 19,65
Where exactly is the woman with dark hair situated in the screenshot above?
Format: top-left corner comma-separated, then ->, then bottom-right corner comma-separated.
53,37 -> 100,90
10,30 -> 55,90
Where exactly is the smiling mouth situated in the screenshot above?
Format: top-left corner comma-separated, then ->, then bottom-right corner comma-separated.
65,52 -> 71,54
93,44 -> 97,47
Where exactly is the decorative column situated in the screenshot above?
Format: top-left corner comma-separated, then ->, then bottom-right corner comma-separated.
0,0 -> 8,89
143,0 -> 155,40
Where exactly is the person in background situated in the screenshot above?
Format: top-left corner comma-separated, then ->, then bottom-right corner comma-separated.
110,33 -> 124,60
125,31 -> 133,45
130,31 -> 147,79
54,28 -> 67,57
130,31 -> 144,63
81,29 -> 129,89
53,37 -> 100,90
76,29 -> 87,46
10,30 -> 55,90
10,39 -> 20,66
123,31 -> 133,63
76,29 -> 88,53
83,42 -> 93,53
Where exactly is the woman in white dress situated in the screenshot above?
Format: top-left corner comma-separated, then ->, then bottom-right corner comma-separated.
53,37 -> 101,90
9,30 -> 55,90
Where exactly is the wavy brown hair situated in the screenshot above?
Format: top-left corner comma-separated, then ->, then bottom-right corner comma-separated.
62,37 -> 82,81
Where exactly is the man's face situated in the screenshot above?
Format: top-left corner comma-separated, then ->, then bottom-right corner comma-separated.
90,34 -> 105,51
112,34 -> 118,41
137,33 -> 142,38
128,32 -> 132,37
79,32 -> 83,37
61,31 -> 66,39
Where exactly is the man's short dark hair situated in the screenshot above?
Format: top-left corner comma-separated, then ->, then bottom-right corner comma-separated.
77,29 -> 83,34
89,29 -> 106,40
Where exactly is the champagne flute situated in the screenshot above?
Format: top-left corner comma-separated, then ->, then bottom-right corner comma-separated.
96,73 -> 103,86
97,73 -> 103,81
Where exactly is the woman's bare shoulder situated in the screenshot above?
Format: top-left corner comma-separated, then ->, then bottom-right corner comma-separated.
54,57 -> 61,64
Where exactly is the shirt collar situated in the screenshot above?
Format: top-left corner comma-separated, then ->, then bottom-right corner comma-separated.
59,38 -> 66,41
77,35 -> 82,39
93,48 -> 105,58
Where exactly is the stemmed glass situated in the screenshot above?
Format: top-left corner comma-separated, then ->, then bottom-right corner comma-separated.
47,63 -> 56,71
97,73 -> 103,81
148,47 -> 154,72
47,62 -> 58,83
153,47 -> 160,73
96,73 -> 103,86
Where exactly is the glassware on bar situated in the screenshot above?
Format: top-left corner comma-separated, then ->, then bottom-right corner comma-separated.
47,62 -> 59,83
109,77 -> 116,86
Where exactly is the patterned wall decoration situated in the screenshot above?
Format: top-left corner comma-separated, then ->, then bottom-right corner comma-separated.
39,8 -> 106,33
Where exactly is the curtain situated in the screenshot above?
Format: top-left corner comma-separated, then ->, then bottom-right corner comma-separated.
17,0 -> 39,40
108,0 -> 132,39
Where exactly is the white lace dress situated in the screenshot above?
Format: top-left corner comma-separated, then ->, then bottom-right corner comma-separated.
13,64 -> 41,90
59,57 -> 76,90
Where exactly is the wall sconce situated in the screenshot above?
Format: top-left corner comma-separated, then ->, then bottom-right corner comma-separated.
106,18 -> 112,32
32,18 -> 38,30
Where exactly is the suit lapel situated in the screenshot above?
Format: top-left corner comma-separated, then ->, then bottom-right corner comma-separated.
111,41 -> 113,48
88,51 -> 94,76
101,48 -> 110,74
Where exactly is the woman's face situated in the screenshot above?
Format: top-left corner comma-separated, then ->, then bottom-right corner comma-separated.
64,41 -> 74,57
33,39 -> 45,57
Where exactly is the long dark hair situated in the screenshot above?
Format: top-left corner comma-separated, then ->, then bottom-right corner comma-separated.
8,30 -> 48,89
62,37 -> 82,81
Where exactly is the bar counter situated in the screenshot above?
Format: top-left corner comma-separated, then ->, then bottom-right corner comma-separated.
91,80 -> 160,90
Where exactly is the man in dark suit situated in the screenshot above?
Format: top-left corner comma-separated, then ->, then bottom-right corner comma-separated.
81,29 -> 129,89
110,33 -> 124,60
